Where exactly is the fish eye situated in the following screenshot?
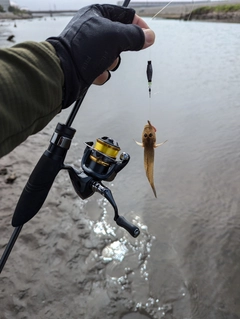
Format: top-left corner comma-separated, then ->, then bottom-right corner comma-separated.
149,133 -> 153,137
144,133 -> 148,138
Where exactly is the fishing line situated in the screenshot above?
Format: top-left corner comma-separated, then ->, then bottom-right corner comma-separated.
145,0 -> 195,120
145,1 -> 174,121
152,0 -> 175,20
187,1 -> 196,21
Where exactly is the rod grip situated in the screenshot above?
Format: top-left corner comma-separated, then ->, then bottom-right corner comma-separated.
115,216 -> 140,238
12,153 -> 62,227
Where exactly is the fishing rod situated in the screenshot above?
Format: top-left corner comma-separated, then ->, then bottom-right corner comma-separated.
122,0 -> 131,6
0,0 -> 140,274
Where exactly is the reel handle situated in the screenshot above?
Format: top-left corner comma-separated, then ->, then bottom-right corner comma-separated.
115,216 -> 140,238
92,181 -> 140,238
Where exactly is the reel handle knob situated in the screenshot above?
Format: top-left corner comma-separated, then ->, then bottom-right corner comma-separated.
115,216 -> 140,238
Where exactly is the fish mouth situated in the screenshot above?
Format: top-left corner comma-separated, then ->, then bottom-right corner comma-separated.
147,120 -> 157,132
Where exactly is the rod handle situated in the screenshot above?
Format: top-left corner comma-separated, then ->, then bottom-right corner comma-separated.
12,153 -> 62,227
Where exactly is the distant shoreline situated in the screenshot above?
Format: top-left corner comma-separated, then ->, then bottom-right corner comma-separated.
135,1 -> 240,22
1,1 -> 240,23
0,12 -> 32,20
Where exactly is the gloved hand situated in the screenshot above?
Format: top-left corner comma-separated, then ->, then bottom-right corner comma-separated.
47,4 -> 153,108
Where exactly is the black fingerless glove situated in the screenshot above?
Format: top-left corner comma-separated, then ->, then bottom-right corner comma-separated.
47,4 -> 145,108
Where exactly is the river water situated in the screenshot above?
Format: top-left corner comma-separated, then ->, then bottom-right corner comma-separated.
1,14 -> 240,319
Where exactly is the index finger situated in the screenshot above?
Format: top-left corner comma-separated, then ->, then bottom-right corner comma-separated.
132,14 -> 150,29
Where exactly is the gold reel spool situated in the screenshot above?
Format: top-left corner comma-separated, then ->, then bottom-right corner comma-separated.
90,137 -> 121,167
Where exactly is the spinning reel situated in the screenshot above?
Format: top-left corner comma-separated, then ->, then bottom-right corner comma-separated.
66,134 -> 140,238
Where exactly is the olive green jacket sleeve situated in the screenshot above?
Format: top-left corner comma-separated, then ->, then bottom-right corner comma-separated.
0,41 -> 64,158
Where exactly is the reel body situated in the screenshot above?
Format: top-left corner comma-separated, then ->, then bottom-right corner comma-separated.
66,134 -> 140,238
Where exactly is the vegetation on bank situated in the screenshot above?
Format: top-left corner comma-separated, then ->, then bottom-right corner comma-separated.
192,4 -> 240,15
0,5 -> 32,19
8,5 -> 30,15
0,5 -> 30,14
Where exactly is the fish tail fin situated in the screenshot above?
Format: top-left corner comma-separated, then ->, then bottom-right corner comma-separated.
151,183 -> 157,198
148,172 -> 157,198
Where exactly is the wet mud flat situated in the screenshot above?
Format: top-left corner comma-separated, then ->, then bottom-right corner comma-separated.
1,123 -> 238,319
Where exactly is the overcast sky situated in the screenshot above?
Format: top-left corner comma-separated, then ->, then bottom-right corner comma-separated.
14,0 -> 194,11
13,0 -> 128,10
13,0 -> 206,11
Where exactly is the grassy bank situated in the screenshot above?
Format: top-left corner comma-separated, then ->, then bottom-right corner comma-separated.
189,4 -> 240,22
134,2 -> 240,22
0,5 -> 32,20
192,4 -> 240,15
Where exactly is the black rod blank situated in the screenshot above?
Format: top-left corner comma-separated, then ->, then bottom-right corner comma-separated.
0,225 -> 23,274
123,0 -> 131,7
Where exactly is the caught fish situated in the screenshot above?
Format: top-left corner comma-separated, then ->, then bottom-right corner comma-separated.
135,120 -> 167,198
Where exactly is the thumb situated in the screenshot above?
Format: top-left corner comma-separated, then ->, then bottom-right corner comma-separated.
142,29 -> 155,49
